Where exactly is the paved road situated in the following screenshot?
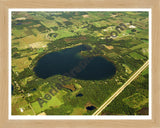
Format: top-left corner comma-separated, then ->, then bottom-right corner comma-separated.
92,60 -> 149,116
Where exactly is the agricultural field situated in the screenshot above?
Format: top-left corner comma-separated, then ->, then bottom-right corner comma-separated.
11,11 -> 149,116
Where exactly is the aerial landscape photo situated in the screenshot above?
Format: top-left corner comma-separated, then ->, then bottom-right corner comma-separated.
11,10 -> 149,116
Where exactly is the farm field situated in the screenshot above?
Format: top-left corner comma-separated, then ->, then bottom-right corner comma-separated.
11,11 -> 149,116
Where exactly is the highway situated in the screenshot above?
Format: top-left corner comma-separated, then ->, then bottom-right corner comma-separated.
92,60 -> 149,116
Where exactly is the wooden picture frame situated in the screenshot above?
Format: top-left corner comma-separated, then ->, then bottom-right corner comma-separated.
0,0 -> 160,127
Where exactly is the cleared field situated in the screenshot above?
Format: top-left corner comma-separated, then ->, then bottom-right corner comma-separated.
54,17 -> 68,23
74,83 -> 82,89
30,54 -> 39,60
12,57 -> 31,72
41,20 -> 58,28
92,20 -> 108,27
29,42 -> 47,48
107,52 -> 119,57
56,29 -> 75,39
63,84 -> 76,91
130,43 -> 148,50
12,96 -> 34,115
122,93 -> 148,109
122,64 -> 132,74
103,44 -> 114,50
141,48 -> 148,57
12,27 -> 28,37
12,34 -> 47,49
31,90 -> 66,114
71,107 -> 87,115
19,76 -> 34,86
31,28 -> 40,35
129,52 -> 144,60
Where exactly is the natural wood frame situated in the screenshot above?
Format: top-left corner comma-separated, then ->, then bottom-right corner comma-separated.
0,0 -> 160,127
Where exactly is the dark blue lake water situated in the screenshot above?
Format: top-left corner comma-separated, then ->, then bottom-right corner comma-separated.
76,93 -> 83,97
86,106 -> 96,110
33,45 -> 116,80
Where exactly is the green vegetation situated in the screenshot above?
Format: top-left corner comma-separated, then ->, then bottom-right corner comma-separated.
123,93 -> 148,109
31,90 -> 65,114
11,11 -> 149,115
101,68 -> 149,115
122,64 -> 132,74
129,52 -> 144,60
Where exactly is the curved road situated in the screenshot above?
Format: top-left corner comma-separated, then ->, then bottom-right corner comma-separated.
92,60 -> 149,116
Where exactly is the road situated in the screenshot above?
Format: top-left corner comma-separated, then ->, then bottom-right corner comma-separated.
92,60 -> 149,116
29,103 -> 36,115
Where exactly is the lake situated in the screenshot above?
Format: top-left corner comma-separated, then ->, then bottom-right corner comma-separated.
86,105 -> 96,110
76,93 -> 83,97
33,44 -> 116,80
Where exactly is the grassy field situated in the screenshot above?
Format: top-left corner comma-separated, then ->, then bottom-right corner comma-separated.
12,96 -> 34,115
122,64 -> 132,74
71,107 -> 87,115
129,52 -> 145,60
31,90 -> 66,114
12,57 -> 31,72
130,43 -> 148,50
123,93 -> 148,109
13,34 -> 47,49
40,20 -> 58,28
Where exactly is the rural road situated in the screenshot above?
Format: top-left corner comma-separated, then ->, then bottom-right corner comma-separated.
92,60 -> 149,116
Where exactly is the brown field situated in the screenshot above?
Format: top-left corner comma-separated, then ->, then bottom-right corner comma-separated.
85,102 -> 97,108
137,107 -> 149,115
82,15 -> 89,18
32,24 -> 41,27
64,36 -> 87,42
63,84 -> 76,91
15,17 -> 26,21
103,44 -> 114,50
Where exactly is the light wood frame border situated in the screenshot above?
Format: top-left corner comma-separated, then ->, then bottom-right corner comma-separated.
0,0 -> 160,128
